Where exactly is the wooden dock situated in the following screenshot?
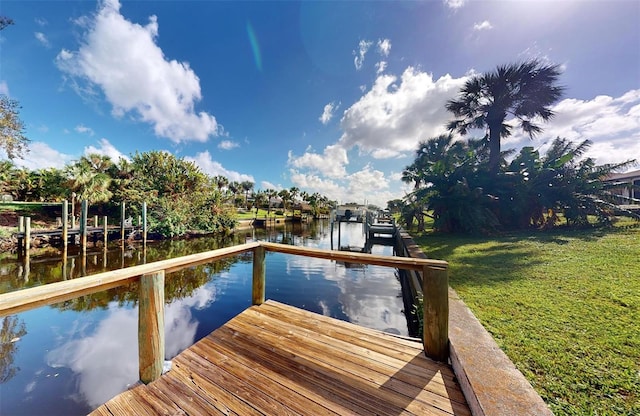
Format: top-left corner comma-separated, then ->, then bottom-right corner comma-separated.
90,300 -> 469,416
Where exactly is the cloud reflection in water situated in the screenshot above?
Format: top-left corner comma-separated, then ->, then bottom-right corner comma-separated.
45,285 -> 216,408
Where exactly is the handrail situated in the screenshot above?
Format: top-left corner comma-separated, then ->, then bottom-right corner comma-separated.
0,242 -> 260,317
0,241 -> 449,383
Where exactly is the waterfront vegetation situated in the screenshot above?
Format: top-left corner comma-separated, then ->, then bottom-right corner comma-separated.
414,219 -> 639,415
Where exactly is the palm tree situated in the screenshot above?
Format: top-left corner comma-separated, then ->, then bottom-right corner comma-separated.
446,60 -> 564,175
240,181 -> 254,209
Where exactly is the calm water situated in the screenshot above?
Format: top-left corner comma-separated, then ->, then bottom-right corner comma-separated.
0,220 -> 409,415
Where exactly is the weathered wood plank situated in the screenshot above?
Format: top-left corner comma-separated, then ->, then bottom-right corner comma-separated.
176,348 -> 300,416
260,241 -> 448,271
191,336 -> 341,415
0,242 -> 259,317
210,324 -> 413,416
226,308 -> 466,415
90,301 -> 467,416
423,265 -> 449,362
246,306 -> 467,405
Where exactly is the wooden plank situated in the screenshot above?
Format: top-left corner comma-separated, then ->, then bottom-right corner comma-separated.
139,271 -> 165,384
129,384 -> 186,416
103,387 -> 157,416
254,304 -> 465,402
260,241 -> 448,271
169,360 -> 264,415
190,336 -> 340,415
0,242 -> 259,317
176,348 -> 301,416
227,308 -> 467,415
209,323 -> 413,416
150,373 -> 230,416
259,302 -> 455,381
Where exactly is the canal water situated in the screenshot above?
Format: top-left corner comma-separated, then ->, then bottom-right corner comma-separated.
0,220 -> 410,415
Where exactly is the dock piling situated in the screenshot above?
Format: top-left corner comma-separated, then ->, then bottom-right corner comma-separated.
62,200 -> 68,249
139,271 -> 165,384
80,200 -> 88,252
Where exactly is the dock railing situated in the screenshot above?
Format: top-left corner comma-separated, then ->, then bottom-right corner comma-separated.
0,241 -> 449,384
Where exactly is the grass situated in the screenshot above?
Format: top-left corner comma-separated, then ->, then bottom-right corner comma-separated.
412,220 -> 639,415
235,209 -> 290,220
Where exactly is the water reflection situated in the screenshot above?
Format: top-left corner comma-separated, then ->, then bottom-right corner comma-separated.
0,220 -> 408,415
45,285 -> 216,408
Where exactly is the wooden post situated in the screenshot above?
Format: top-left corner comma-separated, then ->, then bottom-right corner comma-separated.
62,200 -> 68,249
17,216 -> 24,254
252,246 -> 266,305
139,271 -> 165,384
422,265 -> 449,362
94,215 -> 98,228
24,217 -> 31,252
103,215 -> 108,246
142,201 -> 147,245
80,200 -> 88,252
120,202 -> 126,242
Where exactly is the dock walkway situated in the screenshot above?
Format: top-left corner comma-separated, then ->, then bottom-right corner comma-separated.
91,300 -> 470,415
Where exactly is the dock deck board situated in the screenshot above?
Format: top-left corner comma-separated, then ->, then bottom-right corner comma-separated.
91,300 -> 470,415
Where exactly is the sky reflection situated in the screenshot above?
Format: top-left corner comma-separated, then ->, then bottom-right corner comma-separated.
45,284 -> 216,408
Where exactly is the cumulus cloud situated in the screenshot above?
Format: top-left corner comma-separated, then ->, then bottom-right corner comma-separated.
0,81 -> 8,95
505,89 -> 640,167
218,140 -> 239,150
290,166 -> 399,207
375,61 -> 387,75
34,32 -> 50,48
353,40 -> 373,71
377,39 -> 391,57
473,20 -> 493,31
185,150 -> 254,182
319,101 -> 340,125
287,144 -> 348,178
55,0 -> 222,143
84,138 -> 129,162
339,67 -> 468,158
444,0 -> 466,9
75,124 -> 94,136
260,181 -> 281,190
8,142 -> 73,170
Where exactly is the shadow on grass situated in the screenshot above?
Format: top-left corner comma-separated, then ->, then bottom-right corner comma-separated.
411,225 -> 633,288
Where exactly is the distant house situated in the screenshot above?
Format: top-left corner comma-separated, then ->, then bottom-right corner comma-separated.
605,170 -> 640,204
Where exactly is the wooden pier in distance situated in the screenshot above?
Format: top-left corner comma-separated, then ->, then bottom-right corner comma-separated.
91,300 -> 469,416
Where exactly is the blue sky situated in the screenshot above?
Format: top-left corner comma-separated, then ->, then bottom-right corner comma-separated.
1,0 -> 639,207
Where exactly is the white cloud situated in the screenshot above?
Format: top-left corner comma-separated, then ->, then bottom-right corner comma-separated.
260,181 -> 281,191
353,39 -> 373,71
319,101 -> 340,125
377,39 -> 391,57
504,89 -> 640,168
473,20 -> 493,31
56,0 -> 222,143
0,81 -> 8,95
444,0 -> 466,9
8,142 -> 73,170
290,166 -> 400,208
185,150 -> 254,182
35,18 -> 47,27
339,67 -> 468,157
84,138 -> 129,162
34,32 -> 51,48
287,144 -> 348,178
75,124 -> 94,136
375,61 -> 387,75
218,140 -> 239,150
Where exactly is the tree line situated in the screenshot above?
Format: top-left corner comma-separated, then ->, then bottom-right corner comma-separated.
0,152 -> 334,237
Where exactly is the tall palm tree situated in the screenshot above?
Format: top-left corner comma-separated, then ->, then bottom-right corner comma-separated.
240,181 -> 254,209
446,60 -> 564,175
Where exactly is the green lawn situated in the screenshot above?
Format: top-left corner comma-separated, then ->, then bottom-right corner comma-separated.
413,222 -> 639,415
